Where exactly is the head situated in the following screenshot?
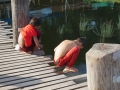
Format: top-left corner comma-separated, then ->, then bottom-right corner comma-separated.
76,37 -> 86,49
29,17 -> 42,30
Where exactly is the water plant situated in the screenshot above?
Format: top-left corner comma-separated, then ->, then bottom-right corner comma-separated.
79,14 -> 90,32
93,20 -> 114,38
79,14 -> 91,37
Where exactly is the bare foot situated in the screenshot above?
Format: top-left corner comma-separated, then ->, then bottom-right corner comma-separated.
63,67 -> 78,73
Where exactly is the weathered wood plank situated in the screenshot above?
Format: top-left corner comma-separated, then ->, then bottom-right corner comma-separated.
0,68 -> 63,87
0,41 -> 13,44
0,66 -> 58,79
0,55 -> 52,66
0,64 -> 49,75
76,86 -> 88,90
0,70 -> 57,83
0,53 -> 52,62
0,39 -> 12,42
35,81 -> 76,90
0,58 -> 52,68
0,75 -> 66,90
0,31 -> 12,34
22,74 -> 87,90
0,28 -> 13,31
57,82 -> 87,90
0,59 -> 51,71
0,22 -> 8,25
0,72 -> 57,86
0,25 -> 12,28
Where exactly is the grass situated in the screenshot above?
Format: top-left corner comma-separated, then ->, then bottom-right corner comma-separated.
93,20 -> 114,38
79,14 -> 90,32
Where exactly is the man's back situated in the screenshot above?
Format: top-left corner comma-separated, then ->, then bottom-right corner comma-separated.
54,40 -> 78,61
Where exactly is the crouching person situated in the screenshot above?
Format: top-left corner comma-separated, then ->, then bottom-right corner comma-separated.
54,37 -> 86,73
18,17 -> 44,55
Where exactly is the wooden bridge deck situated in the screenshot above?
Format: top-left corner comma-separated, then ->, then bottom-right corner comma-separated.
0,21 -> 88,90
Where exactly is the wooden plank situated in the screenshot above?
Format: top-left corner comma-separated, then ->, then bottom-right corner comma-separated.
0,70 -> 57,83
0,55 -> 51,63
22,74 -> 87,90
0,75 -> 66,90
0,48 -> 20,52
0,25 -> 12,28
0,44 -> 13,49
57,82 -> 87,90
0,41 -> 12,44
0,39 -> 12,41
0,31 -> 12,34
0,28 -> 13,31
0,22 -> 8,26
0,59 -> 51,71
0,34 -> 9,37
0,29 -> 11,32
0,27 -> 5,29
0,66 -> 58,79
0,44 -> 12,47
0,58 -> 52,68
0,72 -> 57,86
0,55 -> 52,65
0,51 -> 49,59
0,36 -> 9,38
0,53 -> 52,62
35,81 -> 76,90
0,64 -> 49,75
0,68 -> 61,86
76,86 -> 88,90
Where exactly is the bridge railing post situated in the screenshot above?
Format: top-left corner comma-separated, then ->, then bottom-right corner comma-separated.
86,43 -> 120,90
11,0 -> 30,46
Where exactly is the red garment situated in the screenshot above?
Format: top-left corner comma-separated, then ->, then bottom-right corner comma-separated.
54,46 -> 80,67
20,30 -> 42,52
21,24 -> 37,47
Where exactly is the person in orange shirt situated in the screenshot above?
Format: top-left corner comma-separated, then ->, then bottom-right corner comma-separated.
54,37 -> 86,73
18,17 -> 44,55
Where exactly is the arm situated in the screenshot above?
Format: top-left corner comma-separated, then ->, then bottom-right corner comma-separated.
33,36 -> 43,49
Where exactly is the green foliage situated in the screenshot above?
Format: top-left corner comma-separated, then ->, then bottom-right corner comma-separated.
93,20 -> 114,38
79,14 -> 90,32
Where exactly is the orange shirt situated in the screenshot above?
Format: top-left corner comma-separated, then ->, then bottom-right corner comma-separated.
21,24 -> 37,47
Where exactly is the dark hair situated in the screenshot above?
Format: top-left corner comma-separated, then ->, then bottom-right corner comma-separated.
29,17 -> 42,27
77,37 -> 86,47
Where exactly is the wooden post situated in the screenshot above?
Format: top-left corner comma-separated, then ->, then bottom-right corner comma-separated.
86,43 -> 120,90
11,0 -> 30,46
